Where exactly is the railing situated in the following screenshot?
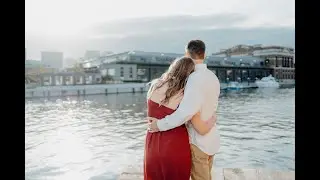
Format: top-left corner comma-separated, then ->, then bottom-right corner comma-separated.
253,51 -> 294,56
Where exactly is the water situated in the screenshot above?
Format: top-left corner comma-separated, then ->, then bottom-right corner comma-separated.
25,88 -> 295,180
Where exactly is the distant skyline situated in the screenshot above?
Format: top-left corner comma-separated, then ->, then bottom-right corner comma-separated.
25,0 -> 295,59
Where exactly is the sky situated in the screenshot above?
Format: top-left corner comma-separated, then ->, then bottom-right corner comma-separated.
25,0 -> 295,60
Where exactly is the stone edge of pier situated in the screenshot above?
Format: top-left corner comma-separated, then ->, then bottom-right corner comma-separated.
117,165 -> 295,180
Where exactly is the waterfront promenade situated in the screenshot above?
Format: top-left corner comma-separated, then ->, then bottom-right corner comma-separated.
25,83 -> 148,98
25,81 -> 295,98
118,165 -> 294,180
25,82 -> 258,98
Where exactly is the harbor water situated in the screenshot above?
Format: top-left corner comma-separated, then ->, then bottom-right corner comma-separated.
25,88 -> 295,180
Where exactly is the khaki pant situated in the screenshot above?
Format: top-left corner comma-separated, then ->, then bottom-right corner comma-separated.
190,144 -> 214,180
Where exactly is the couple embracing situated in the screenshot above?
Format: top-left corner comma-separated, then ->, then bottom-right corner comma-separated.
144,40 -> 221,180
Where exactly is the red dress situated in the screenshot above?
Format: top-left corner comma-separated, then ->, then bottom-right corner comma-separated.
144,99 -> 191,180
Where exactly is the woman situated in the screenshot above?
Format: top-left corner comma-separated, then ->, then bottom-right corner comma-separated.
144,57 -> 215,180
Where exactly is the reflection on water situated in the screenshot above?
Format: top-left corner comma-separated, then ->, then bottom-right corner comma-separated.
25,88 -> 295,180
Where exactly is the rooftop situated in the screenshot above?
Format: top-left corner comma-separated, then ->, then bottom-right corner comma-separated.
213,44 -> 294,56
81,50 -> 266,68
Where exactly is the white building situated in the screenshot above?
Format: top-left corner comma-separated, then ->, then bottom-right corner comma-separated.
100,64 -> 137,81
41,51 -> 63,69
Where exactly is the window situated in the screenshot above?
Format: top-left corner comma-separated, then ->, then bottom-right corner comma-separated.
137,69 -> 146,75
218,69 -> 226,82
242,70 -> 248,80
120,67 -> 124,77
226,70 -> 234,81
249,70 -> 256,81
235,69 -> 241,80
108,69 -> 115,76
100,69 -> 107,76
129,67 -> 133,79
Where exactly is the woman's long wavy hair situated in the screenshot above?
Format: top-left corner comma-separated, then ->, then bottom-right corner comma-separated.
147,56 -> 195,104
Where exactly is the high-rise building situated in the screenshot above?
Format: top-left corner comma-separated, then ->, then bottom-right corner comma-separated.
41,51 -> 63,69
84,50 -> 100,59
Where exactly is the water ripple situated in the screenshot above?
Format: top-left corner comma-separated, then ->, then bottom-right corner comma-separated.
25,89 -> 295,180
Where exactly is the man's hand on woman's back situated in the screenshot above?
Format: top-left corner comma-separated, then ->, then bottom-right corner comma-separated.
191,112 -> 217,135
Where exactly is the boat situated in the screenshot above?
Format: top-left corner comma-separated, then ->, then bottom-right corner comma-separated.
255,75 -> 280,88
226,81 -> 243,90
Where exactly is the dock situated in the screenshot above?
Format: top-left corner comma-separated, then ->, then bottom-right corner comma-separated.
25,80 -> 295,98
25,82 -> 258,98
118,165 -> 294,180
25,83 -> 148,98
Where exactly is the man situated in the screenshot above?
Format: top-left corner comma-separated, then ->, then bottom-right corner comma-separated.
148,40 -> 221,180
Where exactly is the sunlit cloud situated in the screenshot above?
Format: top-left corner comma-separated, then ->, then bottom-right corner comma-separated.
25,0 -> 294,59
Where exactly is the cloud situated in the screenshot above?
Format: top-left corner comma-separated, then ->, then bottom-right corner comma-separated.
25,13 -> 294,59
85,13 -> 294,40
88,14 -> 250,39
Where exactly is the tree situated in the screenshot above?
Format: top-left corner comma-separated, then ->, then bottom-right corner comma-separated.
72,62 -> 84,72
101,74 -> 114,83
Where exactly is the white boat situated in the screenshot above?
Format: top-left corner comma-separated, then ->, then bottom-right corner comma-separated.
255,75 -> 280,88
226,81 -> 243,90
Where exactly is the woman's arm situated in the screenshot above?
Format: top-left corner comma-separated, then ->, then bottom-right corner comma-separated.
191,112 -> 216,135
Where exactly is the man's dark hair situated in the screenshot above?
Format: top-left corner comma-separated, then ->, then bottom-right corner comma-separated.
186,40 -> 206,59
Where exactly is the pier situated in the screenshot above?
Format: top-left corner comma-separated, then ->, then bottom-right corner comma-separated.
25,81 -> 295,98
118,165 -> 294,180
25,83 -> 148,98
25,82 -> 259,98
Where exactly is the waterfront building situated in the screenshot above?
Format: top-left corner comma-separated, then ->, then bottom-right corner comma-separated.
80,45 -> 295,84
212,44 -> 295,80
32,44 -> 294,87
